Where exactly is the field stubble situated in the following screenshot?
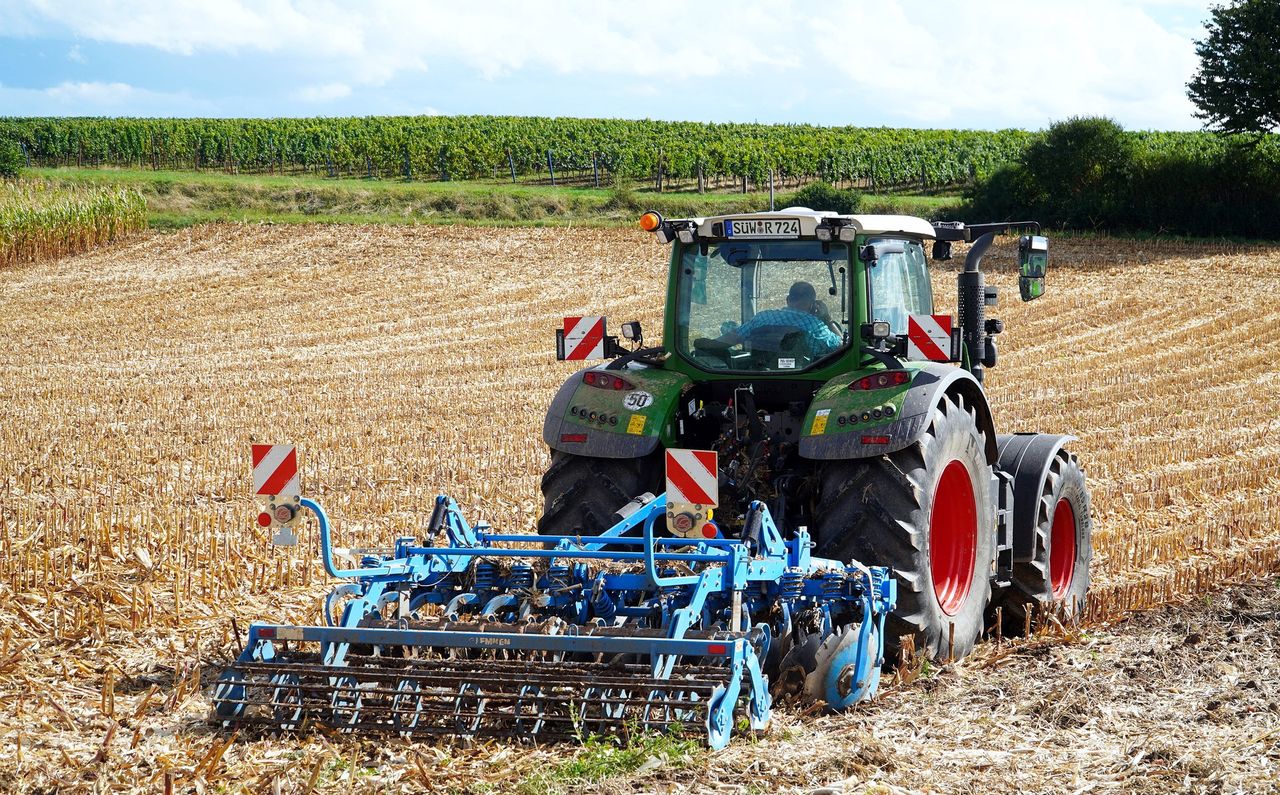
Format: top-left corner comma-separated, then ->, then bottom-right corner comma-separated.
0,225 -> 1278,792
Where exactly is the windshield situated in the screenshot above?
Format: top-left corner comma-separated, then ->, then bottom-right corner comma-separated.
676,240 -> 851,373
867,237 -> 933,334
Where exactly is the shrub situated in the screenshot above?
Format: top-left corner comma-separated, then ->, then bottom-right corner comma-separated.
789,182 -> 863,215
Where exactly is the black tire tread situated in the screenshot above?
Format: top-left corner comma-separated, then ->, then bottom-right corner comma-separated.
991,450 -> 1092,632
537,450 -> 662,536
815,393 -> 994,662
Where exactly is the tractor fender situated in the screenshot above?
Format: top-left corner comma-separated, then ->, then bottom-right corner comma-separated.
800,363 -> 998,464
995,433 -> 1077,562
542,365 -> 690,459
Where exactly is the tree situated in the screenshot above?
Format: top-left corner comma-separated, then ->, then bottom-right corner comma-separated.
1187,0 -> 1280,136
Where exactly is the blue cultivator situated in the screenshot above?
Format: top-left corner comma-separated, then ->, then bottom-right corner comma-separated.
212,493 -> 895,749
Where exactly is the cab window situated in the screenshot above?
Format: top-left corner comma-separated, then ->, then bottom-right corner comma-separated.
867,238 -> 932,334
676,240 -> 850,373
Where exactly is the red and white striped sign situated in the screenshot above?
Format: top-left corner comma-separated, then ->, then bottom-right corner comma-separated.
562,316 -> 606,360
907,314 -> 953,362
252,444 -> 300,497
665,449 -> 718,507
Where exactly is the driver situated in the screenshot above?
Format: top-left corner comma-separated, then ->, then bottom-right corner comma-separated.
696,281 -> 842,356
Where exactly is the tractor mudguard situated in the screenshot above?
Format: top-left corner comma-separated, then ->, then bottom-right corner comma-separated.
542,366 -> 690,459
995,433 -> 1076,562
799,363 -> 998,463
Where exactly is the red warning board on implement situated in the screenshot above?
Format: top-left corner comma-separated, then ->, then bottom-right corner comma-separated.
907,314 -> 953,362
252,444 -> 300,497
561,316 -> 606,360
665,449 -> 718,507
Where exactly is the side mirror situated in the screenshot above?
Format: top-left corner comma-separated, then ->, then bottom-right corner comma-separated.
1018,235 -> 1049,301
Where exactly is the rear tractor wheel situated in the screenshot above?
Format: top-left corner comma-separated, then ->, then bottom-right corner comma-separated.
815,393 -> 995,662
991,446 -> 1092,633
537,450 -> 663,536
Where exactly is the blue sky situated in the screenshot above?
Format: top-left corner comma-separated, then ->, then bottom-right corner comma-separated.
0,0 -> 1215,131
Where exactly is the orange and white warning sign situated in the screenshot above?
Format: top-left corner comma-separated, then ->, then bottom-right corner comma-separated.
665,449 -> 718,507
252,444 -> 300,497
907,314 -> 953,362
561,316 -> 606,360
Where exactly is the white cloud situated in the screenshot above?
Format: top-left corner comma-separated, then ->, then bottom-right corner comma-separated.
45,80 -> 138,103
67,43 -> 85,62
0,80 -> 213,115
812,0 -> 1202,130
295,82 -> 351,102
5,0 -> 1212,129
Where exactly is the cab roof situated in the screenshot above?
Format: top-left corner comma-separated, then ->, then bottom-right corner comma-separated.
683,208 -> 937,240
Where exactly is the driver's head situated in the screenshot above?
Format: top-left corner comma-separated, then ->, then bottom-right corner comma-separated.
786,281 -> 817,312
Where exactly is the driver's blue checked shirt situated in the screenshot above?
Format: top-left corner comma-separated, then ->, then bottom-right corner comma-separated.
737,309 -> 842,355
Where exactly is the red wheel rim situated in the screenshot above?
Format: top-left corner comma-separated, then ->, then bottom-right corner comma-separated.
1049,498 -> 1077,599
930,460 -> 977,616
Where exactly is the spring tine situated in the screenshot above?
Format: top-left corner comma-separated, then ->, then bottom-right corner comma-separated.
215,633 -> 736,747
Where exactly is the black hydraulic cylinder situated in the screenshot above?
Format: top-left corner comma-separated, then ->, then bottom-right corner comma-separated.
958,233 -> 994,384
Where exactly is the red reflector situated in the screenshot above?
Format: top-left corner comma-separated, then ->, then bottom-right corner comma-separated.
707,643 -> 728,654
560,433 -> 588,443
258,627 -> 276,639
701,523 -> 717,539
256,512 -> 272,528
861,435 -> 891,445
850,370 -> 911,391
582,371 -> 635,391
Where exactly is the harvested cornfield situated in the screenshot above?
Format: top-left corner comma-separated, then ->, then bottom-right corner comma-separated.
0,180 -> 146,267
0,224 -> 1278,793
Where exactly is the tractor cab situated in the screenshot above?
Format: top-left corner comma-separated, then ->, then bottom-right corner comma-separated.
651,209 -> 939,380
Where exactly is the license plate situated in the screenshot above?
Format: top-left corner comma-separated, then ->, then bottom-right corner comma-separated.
725,218 -> 801,238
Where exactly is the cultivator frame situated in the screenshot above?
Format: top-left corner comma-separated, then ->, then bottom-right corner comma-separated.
213,493 -> 895,748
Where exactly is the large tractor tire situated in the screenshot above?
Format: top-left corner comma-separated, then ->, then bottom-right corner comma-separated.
815,394 -> 995,662
537,450 -> 663,536
991,447 -> 1092,633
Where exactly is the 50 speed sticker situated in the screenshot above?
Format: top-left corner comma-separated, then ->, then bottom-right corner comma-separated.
623,390 -> 654,411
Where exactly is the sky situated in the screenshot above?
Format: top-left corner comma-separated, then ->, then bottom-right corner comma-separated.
0,0 -> 1217,131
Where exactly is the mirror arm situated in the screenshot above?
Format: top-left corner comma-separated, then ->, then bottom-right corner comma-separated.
860,345 -> 906,371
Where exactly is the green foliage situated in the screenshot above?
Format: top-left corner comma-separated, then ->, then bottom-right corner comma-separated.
1021,117 -> 1136,227
789,181 -> 863,214
517,731 -> 701,795
967,116 -> 1280,238
1187,0 -> 1280,136
0,115 -> 1032,190
0,138 -> 23,178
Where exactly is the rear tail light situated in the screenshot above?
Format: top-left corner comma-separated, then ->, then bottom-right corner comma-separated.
861,435 -> 891,445
583,371 -> 635,391
849,370 -> 911,391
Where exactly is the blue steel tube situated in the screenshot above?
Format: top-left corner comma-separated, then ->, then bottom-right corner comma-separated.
301,497 -> 406,579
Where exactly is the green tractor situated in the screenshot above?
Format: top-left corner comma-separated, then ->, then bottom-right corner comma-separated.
540,209 -> 1091,662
